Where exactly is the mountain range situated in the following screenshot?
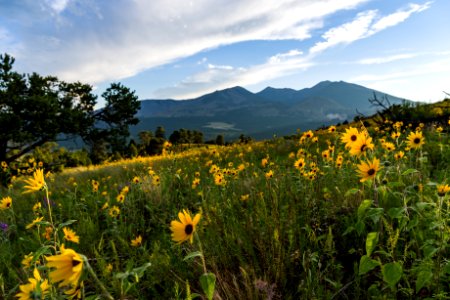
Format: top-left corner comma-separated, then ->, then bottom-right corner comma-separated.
131,80 -> 408,141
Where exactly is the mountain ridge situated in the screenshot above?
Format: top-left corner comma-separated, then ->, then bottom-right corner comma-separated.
133,80 -> 409,140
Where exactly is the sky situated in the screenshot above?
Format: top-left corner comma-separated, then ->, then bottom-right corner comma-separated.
1,0 -> 449,108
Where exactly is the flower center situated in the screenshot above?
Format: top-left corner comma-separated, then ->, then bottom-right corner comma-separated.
360,144 -> 366,152
367,169 -> 375,176
351,135 -> 357,141
185,224 -> 193,235
414,138 -> 421,144
72,259 -> 81,267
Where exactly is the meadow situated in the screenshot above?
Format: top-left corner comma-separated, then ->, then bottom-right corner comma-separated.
1,116 -> 450,299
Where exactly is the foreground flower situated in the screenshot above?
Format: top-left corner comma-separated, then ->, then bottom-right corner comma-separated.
63,227 -> 80,244
16,268 -> 49,300
0,196 -> 12,210
437,184 -> 450,197
349,132 -> 374,156
341,127 -> 359,148
46,245 -> 83,287
131,235 -> 143,247
23,169 -> 46,193
407,131 -> 425,149
357,157 -> 381,182
170,210 -> 201,244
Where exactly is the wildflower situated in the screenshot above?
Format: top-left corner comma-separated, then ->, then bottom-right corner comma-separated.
120,186 -> 130,194
16,268 -> 49,300
132,176 -> 140,184
152,175 -> 160,186
91,180 -> 99,192
328,126 -> 336,133
294,158 -> 306,170
116,193 -> 125,203
0,222 -> 8,233
170,210 -> 201,244
261,158 -> 269,168
46,245 -> 83,287
214,173 -> 226,186
108,206 -> 120,218
437,184 -> 450,197
21,253 -> 34,268
131,235 -> 143,247
303,130 -> 314,139
341,127 -> 359,148
101,201 -> 109,210
105,263 -> 113,273
265,170 -> 274,179
0,196 -> 12,210
63,227 -> 80,244
382,142 -> 396,152
23,169 -> 46,193
32,202 -> 42,212
26,217 -> 44,230
407,131 -> 425,149
191,178 -> 200,189
349,132 -> 374,156
241,194 -> 250,201
391,131 -> 401,139
394,151 -> 405,160
65,282 -> 83,299
43,226 -> 53,241
357,157 -> 381,182
1,161 -> 7,168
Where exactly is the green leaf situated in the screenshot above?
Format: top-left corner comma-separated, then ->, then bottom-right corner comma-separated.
382,262 -> 403,287
388,207 -> 405,219
358,200 -> 373,219
355,220 -> 365,236
359,255 -> 380,275
345,188 -> 360,197
57,220 -> 78,230
366,208 -> 384,224
200,273 -> 216,300
184,251 -> 203,261
416,270 -> 433,293
401,168 -> 419,176
422,244 -> 438,259
366,232 -> 378,257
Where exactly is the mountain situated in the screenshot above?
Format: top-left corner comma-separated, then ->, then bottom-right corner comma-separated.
132,81 -> 408,141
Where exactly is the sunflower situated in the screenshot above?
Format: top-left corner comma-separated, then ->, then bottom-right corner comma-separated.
328,126 -> 336,133
23,169 -> 46,194
341,127 -> 359,148
0,196 -> 12,210
357,157 -> 381,182
407,131 -> 425,149
294,158 -> 306,170
170,210 -> 201,244
131,235 -> 143,247
16,268 -> 49,300
46,245 -> 83,287
349,133 -> 374,156
63,227 -> 80,244
437,184 -> 450,197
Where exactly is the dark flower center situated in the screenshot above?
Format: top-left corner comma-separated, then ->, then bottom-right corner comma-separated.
185,224 -> 193,235
72,259 -> 81,267
6,202 -> 11,207
414,138 -> 421,144
351,135 -> 357,141
367,169 -> 375,176
360,144 -> 366,152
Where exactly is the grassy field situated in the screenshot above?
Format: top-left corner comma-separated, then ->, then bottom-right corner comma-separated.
1,119 -> 450,299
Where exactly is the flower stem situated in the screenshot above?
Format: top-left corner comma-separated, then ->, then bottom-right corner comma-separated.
82,255 -> 114,300
195,231 -> 207,274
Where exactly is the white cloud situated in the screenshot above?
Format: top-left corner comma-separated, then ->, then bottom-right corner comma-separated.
154,49 -> 313,99
46,0 -> 71,13
3,0 -> 368,83
356,53 -> 418,64
310,2 -> 431,54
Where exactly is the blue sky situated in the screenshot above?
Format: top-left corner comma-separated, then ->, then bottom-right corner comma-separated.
1,0 -> 449,107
